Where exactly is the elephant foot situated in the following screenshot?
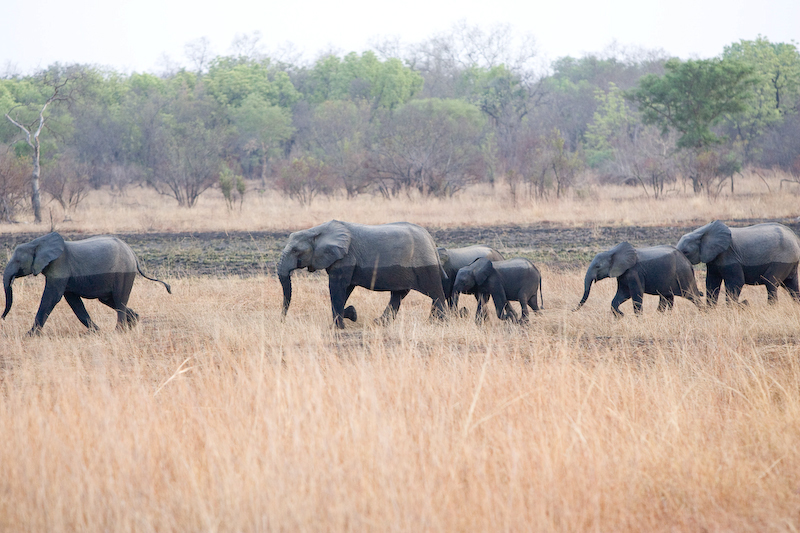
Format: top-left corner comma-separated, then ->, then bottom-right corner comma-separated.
343,306 -> 357,322
26,326 -> 43,337
458,307 -> 470,319
374,314 -> 394,326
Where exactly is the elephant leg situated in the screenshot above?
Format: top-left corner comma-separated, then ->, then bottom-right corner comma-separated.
611,281 -> 630,318
64,292 -> 99,331
328,275 -> 351,329
518,300 -> 530,323
343,285 -> 357,321
657,294 -> 674,312
99,296 -> 138,329
474,293 -> 490,322
765,281 -> 780,304
377,290 -> 410,324
784,271 -> 800,303
30,279 -> 67,335
705,270 -> 723,307
626,275 -> 644,315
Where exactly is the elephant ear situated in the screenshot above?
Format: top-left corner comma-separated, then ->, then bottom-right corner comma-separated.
311,221 -> 351,270
608,242 -> 637,278
32,232 -> 65,275
472,258 -> 494,285
699,220 -> 732,263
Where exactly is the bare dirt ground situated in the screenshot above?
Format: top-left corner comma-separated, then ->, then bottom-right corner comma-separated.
2,217 -> 798,277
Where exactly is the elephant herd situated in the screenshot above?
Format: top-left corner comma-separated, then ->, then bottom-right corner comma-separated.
4,220 -> 800,334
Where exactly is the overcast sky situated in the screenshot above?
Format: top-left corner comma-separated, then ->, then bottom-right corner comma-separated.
2,0 -> 798,74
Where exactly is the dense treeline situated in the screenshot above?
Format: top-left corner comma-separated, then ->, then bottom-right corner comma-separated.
1,26 -> 799,221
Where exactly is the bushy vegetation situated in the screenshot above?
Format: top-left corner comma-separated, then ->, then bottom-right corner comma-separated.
2,28 -> 799,220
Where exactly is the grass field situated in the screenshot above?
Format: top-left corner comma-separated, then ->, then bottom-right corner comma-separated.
2,173 -> 800,531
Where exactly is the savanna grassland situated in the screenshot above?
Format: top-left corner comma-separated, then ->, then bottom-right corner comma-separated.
2,173 -> 800,531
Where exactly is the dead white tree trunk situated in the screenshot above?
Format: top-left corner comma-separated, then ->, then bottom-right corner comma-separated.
5,75 -> 73,223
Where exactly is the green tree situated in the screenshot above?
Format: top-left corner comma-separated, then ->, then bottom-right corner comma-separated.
229,93 -> 294,184
306,51 -> 422,112
722,36 -> 800,161
627,57 -> 756,150
205,56 -> 299,109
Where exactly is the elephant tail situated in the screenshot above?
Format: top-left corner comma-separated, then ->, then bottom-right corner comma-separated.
539,276 -> 543,310
137,262 -> 172,294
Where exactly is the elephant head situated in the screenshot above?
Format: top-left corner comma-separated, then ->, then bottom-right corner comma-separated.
452,257 -> 493,295
575,242 -> 637,310
3,232 -> 65,319
278,221 -> 351,316
676,220 -> 732,265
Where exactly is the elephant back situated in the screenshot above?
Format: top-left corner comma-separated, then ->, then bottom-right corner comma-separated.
730,223 -> 800,266
67,236 -> 137,277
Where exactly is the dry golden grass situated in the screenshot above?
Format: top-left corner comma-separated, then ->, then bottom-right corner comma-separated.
2,266 -> 800,531
1,168 -> 798,234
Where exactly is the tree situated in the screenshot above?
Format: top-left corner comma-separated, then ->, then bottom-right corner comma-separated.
369,98 -> 487,196
722,37 -> 800,162
4,66 -> 82,222
628,57 -> 757,193
585,83 -> 677,198
628,57 -> 756,150
229,93 -> 294,184
307,100 -> 372,197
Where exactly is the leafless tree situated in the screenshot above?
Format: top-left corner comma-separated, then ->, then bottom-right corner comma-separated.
4,67 -> 81,222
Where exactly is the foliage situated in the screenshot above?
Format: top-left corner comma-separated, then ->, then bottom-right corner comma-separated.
628,57 -> 757,150
219,165 -> 246,210
370,98 -> 487,197
276,155 -> 330,205
0,148 -> 28,222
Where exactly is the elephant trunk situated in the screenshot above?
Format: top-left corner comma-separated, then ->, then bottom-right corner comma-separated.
278,253 -> 295,316
2,267 -> 14,319
574,274 -> 594,311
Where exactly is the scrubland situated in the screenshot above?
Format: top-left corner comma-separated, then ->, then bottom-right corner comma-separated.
2,173 -> 800,531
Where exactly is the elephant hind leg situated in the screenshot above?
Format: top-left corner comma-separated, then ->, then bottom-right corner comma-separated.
64,292 -> 99,331
376,290 -> 409,325
657,294 -> 674,312
784,271 -> 800,303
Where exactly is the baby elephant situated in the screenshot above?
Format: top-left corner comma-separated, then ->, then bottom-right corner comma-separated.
575,242 -> 702,316
3,232 -> 171,335
453,257 -> 543,323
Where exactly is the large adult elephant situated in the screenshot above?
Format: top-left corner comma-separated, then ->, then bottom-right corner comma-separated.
278,220 -> 447,328
676,221 -> 800,305
437,245 -> 504,319
575,242 -> 702,316
3,232 -> 172,334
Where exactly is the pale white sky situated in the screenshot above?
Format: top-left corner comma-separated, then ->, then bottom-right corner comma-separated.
1,0 -> 798,74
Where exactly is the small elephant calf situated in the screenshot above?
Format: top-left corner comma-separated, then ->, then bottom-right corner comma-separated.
575,242 -> 702,317
453,257 -> 543,323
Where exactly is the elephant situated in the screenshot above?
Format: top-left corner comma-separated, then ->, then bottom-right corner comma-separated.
278,220 -> 447,328
452,257 -> 542,323
676,220 -> 800,306
3,232 -> 172,335
437,245 -> 504,319
575,242 -> 702,317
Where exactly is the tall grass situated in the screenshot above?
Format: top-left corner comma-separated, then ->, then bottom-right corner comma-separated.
2,169 -> 798,235
2,271 -> 800,531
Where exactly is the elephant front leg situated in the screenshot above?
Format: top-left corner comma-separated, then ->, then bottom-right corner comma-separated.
328,276 -> 351,329
30,280 -> 67,335
705,270 -> 723,306
611,280 -> 630,317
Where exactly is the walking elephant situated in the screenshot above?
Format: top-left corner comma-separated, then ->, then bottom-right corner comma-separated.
278,220 -> 447,328
453,257 -> 542,323
575,242 -> 702,316
437,245 -> 504,319
677,221 -> 800,305
3,232 -> 172,335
